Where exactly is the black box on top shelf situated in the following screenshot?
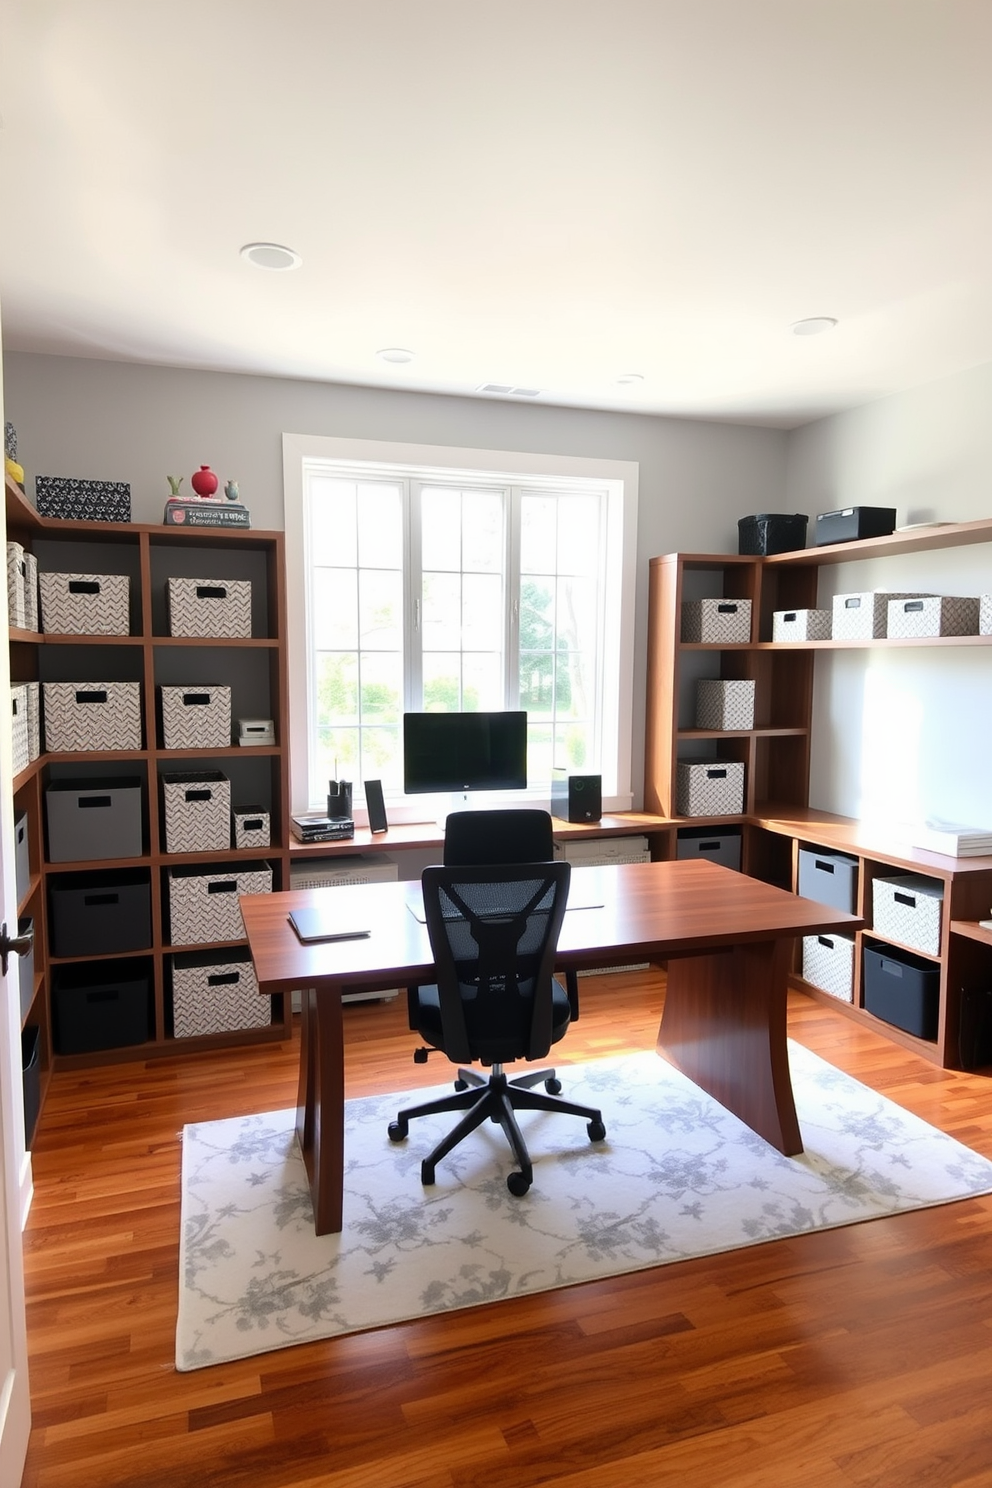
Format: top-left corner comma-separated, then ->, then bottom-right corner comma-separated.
814,506 -> 897,546
737,513 -> 808,555
48,868 -> 151,958
52,961 -> 151,1055
863,942 -> 940,1041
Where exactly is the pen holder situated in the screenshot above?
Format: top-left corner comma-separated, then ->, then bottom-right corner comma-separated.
327,781 -> 352,819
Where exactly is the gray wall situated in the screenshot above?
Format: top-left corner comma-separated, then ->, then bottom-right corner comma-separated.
3,351 -> 788,804
785,359 -> 992,828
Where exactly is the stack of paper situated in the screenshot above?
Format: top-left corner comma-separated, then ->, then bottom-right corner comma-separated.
911,819 -> 992,857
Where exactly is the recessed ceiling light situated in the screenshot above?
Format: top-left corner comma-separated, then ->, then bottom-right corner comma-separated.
791,317 -> 838,336
376,347 -> 415,364
240,242 -> 302,271
616,372 -> 644,385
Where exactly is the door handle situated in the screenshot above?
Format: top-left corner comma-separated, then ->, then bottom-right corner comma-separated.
0,919 -> 34,978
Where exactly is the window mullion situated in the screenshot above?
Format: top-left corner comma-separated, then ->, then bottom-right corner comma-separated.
405,480 -> 423,710
505,486 -> 521,708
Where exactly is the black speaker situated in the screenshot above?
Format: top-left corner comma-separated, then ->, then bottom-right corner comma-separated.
551,771 -> 602,824
364,779 -> 388,834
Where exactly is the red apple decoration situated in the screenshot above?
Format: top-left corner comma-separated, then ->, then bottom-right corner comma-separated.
190,464 -> 219,498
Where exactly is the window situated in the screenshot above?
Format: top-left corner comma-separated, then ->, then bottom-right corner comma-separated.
283,436 -> 638,817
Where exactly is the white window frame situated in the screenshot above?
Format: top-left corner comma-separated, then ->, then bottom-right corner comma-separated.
283,433 -> 638,821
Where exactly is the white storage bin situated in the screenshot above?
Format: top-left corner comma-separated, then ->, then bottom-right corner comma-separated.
980,596 -> 992,635
162,771 -> 232,853
171,950 -> 270,1038
831,591 -> 932,640
772,608 -> 832,642
233,807 -> 270,849
25,681 -> 40,762
160,684 -> 232,749
694,679 -> 755,730
42,681 -> 142,752
886,595 -> 980,639
23,551 -> 38,631
6,542 -> 26,628
680,598 -> 751,644
676,760 -> 745,816
38,572 -> 130,635
11,686 -> 29,774
872,873 -> 944,957
167,861 -> 272,945
167,577 -> 252,639
802,932 -> 855,1002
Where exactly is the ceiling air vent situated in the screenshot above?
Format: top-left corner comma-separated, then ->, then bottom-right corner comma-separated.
477,383 -> 544,397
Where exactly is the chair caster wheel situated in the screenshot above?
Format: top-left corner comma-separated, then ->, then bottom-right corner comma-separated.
421,1161 -> 436,1185
544,1076 -> 562,1095
388,1120 -> 408,1143
454,1078 -> 468,1091
507,1170 -> 531,1197
587,1119 -> 606,1142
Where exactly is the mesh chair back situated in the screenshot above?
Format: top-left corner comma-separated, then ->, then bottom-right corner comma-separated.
421,861 -> 571,1065
443,808 -> 555,866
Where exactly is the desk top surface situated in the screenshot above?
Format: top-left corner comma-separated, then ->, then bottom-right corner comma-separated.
240,858 -> 861,995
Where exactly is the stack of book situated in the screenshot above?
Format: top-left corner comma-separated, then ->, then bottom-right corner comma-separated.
290,813 -> 354,843
910,819 -> 992,858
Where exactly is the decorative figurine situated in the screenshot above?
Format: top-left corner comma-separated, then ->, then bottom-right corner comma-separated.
167,475 -> 184,498
190,464 -> 219,498
224,479 -> 239,502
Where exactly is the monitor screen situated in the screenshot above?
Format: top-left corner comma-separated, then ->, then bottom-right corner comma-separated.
403,711 -> 528,794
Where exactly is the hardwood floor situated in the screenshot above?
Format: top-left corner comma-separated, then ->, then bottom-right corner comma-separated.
20,971 -> 992,1488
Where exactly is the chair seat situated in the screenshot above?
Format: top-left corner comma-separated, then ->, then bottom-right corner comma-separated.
413,977 -> 572,1063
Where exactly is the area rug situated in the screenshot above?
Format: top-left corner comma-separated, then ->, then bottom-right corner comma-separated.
176,1044 -> 992,1370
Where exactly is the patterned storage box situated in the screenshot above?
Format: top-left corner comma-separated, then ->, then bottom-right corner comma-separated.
680,598 -> 751,644
802,932 -> 855,1002
43,682 -> 142,752
772,608 -> 832,641
872,874 -> 944,957
6,541 -> 26,628
159,684 -> 232,749
233,807 -> 271,849
24,682 -> 40,762
886,595 -> 980,639
162,771 -> 232,853
980,596 -> 992,635
676,759 -> 745,816
831,591 -> 933,640
35,476 -> 131,523
167,576 -> 252,638
694,679 -> 755,730
11,686 -> 29,774
171,950 -> 270,1038
38,572 -> 130,636
167,861 -> 272,945
23,551 -> 38,631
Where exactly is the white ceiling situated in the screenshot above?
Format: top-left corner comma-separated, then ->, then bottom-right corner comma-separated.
2,0 -> 990,429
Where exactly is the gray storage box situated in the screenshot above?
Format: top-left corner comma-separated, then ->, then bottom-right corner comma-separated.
676,826 -> 742,871
171,949 -> 270,1038
162,771 -> 231,853
233,807 -> 271,849
831,592 -> 933,641
863,943 -> 940,1040
43,681 -> 142,752
676,759 -> 745,816
11,686 -> 29,774
17,916 -> 34,1022
167,861 -> 272,946
14,810 -> 30,906
159,684 -> 232,750
680,598 -> 751,644
885,594 -> 980,639
798,847 -> 859,914
872,873 -> 944,957
694,680 -> 755,730
167,576 -> 252,638
802,932 -> 855,1003
38,572 -> 130,635
48,870 -> 152,957
46,777 -> 143,862
772,608 -> 832,642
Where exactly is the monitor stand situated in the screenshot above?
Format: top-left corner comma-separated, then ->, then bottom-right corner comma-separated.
436,791 -> 473,831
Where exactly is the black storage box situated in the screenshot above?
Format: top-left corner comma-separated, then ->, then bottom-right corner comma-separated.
675,826 -> 742,871
22,1026 -> 40,1147
52,961 -> 151,1055
737,513 -> 808,555
35,476 -> 131,523
958,986 -> 992,1071
48,868 -> 151,957
863,943 -> 939,1041
814,506 -> 897,547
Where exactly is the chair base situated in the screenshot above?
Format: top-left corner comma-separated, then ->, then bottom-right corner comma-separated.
388,1065 -> 606,1196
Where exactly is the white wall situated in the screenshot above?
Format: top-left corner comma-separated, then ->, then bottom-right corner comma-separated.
3,351 -> 788,804
786,359 -> 992,828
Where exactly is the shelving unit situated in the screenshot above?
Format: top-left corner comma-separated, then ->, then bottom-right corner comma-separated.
645,521 -> 992,1070
6,474 -> 291,1128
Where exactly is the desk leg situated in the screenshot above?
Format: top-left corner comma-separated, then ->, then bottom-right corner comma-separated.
296,986 -> 345,1235
657,937 -> 802,1156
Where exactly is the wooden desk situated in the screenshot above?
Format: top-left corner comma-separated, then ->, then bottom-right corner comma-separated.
240,859 -> 861,1234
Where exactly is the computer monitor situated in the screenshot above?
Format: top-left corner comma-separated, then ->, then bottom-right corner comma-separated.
403,710 -> 528,795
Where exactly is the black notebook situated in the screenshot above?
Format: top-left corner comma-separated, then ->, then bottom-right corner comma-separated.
288,908 -> 371,944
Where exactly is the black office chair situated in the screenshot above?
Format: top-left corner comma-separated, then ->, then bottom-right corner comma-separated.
389,862 -> 606,1196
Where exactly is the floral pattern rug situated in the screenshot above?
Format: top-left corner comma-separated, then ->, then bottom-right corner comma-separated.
177,1043 -> 992,1370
